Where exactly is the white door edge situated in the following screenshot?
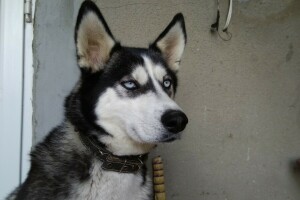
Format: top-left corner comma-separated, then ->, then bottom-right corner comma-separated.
0,0 -> 25,199
21,0 -> 35,183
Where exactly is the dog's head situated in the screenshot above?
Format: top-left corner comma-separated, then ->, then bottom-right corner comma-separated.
73,1 -> 188,155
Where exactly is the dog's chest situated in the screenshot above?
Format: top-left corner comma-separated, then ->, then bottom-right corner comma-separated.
70,160 -> 152,200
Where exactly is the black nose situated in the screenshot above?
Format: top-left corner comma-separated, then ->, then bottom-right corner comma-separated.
161,110 -> 188,133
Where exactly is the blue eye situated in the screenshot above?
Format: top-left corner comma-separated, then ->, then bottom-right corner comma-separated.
121,80 -> 138,90
163,79 -> 172,89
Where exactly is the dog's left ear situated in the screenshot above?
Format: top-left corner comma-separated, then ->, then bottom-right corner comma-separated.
75,1 -> 117,72
150,13 -> 187,73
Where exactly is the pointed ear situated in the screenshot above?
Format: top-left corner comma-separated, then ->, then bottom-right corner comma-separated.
150,13 -> 187,73
75,1 -> 117,72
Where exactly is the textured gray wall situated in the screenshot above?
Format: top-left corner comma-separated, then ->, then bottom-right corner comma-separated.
33,0 -> 300,199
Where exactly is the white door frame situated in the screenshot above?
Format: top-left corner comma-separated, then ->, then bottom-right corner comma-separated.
0,0 -> 34,198
22,0 -> 35,183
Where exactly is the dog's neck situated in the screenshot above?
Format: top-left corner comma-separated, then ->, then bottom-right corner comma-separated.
78,130 -> 148,173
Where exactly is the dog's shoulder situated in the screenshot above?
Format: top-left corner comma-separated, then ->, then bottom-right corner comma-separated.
31,122 -> 92,180
14,123 -> 92,200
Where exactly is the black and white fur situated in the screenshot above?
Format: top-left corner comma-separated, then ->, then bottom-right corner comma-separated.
8,1 -> 188,200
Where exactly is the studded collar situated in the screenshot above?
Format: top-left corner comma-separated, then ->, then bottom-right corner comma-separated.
78,131 -> 147,173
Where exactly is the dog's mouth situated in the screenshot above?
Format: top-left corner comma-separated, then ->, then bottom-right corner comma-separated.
161,137 -> 176,143
160,133 -> 182,143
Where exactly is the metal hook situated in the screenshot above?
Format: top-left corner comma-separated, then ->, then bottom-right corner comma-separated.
211,0 -> 233,41
223,0 -> 233,32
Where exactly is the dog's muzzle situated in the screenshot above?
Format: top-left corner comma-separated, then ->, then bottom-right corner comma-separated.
161,110 -> 188,134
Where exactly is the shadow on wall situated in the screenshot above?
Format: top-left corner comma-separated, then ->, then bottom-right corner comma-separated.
290,159 -> 300,187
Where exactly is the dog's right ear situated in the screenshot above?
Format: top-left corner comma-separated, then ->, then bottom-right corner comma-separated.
75,1 -> 117,72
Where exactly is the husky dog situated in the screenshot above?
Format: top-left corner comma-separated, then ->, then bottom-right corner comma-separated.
8,1 -> 188,200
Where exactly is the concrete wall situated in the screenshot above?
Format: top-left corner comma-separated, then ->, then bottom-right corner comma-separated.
33,0 -> 300,199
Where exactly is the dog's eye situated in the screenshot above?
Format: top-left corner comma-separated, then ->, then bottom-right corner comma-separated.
121,80 -> 138,90
163,79 -> 172,89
